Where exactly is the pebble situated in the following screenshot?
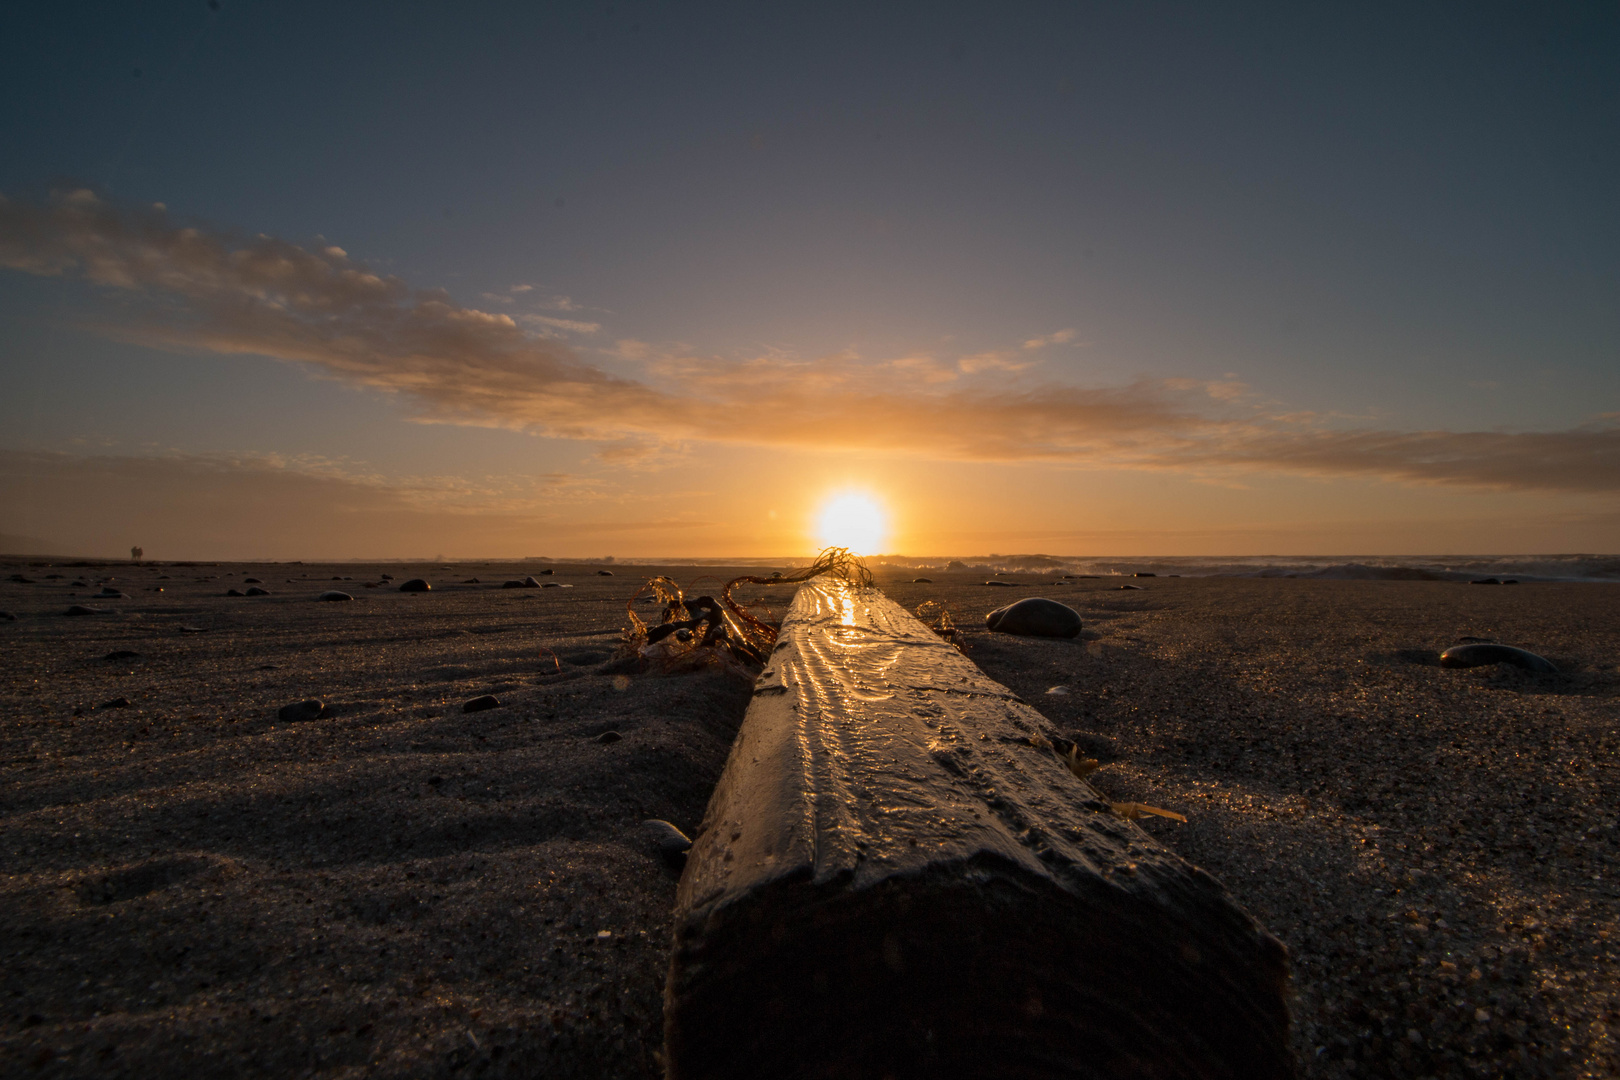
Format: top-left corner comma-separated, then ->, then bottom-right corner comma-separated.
104,650 -> 141,660
95,588 -> 127,598
179,625 -> 206,633
524,576 -> 544,587
1117,584 -> 1144,590
1470,577 -> 1501,585
1045,685 -> 1071,695
596,730 -> 622,744
985,597 -> 1084,638
501,580 -> 528,589
398,578 -> 431,592
244,577 -> 262,584
462,694 -> 501,713
225,588 -> 245,597
0,611 -> 16,622
245,586 -> 270,596
912,577 -> 933,583
543,582 -> 564,588
277,699 -> 326,722
597,569 -> 614,576
64,605 -> 105,616
537,568 -> 555,575
463,578 -> 480,584
98,696 -> 132,709
1439,643 -> 1557,673
380,574 -> 393,581
985,580 -> 1016,587
9,573 -> 33,583
642,819 -> 693,870
318,591 -> 353,602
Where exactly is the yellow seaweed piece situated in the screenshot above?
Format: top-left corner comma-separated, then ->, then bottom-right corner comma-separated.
1109,802 -> 1187,823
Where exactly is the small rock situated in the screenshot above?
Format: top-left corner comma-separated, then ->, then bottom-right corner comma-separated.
9,573 -> 33,583
463,578 -> 480,584
318,590 -> 353,602
523,576 -> 544,587
596,730 -> 622,744
1502,578 -> 1520,585
542,582 -> 563,588
1133,572 -> 1156,578
1045,685 -> 1071,695
462,694 -> 501,713
65,605 -> 105,616
912,577 -> 933,583
985,580 -> 1016,587
642,819 -> 693,870
225,588 -> 245,597
98,696 -> 132,709
538,568 -> 555,575
95,588 -> 128,598
398,578 -> 431,592
245,586 -> 270,596
1439,643 -> 1557,673
597,569 -> 614,576
380,574 -> 394,581
277,699 -> 326,722
985,597 -> 1083,638
104,650 -> 141,660
243,577 -> 262,584
0,610 -> 16,621
1470,577 -> 1501,585
1117,584 -> 1144,590
501,580 -> 527,589
179,625 -> 206,633
150,586 -> 164,592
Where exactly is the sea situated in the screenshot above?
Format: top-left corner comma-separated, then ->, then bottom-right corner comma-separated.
865,554 -> 1620,583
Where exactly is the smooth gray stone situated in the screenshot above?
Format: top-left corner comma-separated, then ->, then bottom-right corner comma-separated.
642,819 -> 693,870
1440,643 -> 1557,673
985,597 -> 1083,638
317,590 -> 353,602
277,699 -> 325,722
398,578 -> 431,592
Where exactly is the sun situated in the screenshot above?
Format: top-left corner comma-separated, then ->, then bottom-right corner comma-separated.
814,491 -> 888,555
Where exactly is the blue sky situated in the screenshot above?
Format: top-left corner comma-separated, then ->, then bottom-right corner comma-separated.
2,2 -> 1616,558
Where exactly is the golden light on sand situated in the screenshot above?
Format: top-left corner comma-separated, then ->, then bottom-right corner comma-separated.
814,491 -> 888,554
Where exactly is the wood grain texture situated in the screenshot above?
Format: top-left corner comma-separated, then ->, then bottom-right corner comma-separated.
665,578 -> 1292,1079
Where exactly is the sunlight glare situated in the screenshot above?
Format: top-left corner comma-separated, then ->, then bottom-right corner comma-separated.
814,491 -> 888,554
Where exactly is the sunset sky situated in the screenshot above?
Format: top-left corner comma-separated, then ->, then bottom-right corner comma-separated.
2,2 -> 1617,559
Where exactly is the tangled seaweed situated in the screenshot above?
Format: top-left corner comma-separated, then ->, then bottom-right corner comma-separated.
619,547 -> 872,676
914,599 -> 968,652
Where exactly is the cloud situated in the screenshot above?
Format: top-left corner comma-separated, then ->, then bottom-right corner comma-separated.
1022,328 -> 1078,349
4,189 -> 1620,493
0,449 -> 661,560
516,313 -> 603,335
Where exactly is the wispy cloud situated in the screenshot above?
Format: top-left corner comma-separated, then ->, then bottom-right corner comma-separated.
4,190 -> 1619,493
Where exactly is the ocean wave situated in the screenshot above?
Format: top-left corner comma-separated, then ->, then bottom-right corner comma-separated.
869,554 -> 1620,583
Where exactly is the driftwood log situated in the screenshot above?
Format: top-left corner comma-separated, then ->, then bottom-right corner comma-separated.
665,578 -> 1292,1080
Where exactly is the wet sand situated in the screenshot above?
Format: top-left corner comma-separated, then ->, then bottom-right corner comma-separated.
2,560 -> 1617,1077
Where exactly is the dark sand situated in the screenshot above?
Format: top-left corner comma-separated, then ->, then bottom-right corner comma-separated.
2,561 -> 1617,1078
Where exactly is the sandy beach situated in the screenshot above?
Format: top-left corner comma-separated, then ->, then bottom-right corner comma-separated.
2,559 -> 1616,1078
